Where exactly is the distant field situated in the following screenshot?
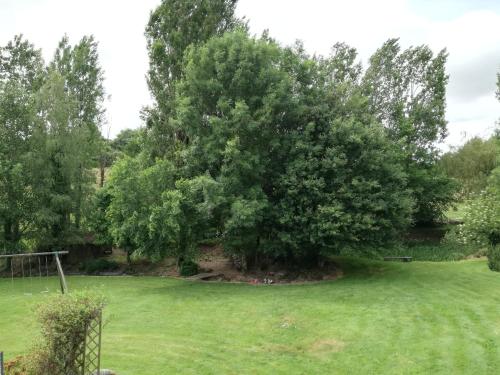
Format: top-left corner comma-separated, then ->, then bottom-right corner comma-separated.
1,258 -> 499,375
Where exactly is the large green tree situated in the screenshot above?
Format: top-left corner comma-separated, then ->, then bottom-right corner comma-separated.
0,34 -> 106,252
144,0 -> 242,156
48,35 -> 106,232
0,81 -> 37,253
363,39 -> 455,223
105,31 -> 414,267
171,32 -> 412,266
0,36 -> 45,254
34,71 -> 93,246
51,35 -> 105,136
105,155 -> 217,263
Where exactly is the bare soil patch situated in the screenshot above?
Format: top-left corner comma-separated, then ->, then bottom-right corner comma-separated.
192,245 -> 342,284
1,245 -> 342,285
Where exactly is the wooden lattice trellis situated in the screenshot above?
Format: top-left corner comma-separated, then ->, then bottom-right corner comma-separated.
74,310 -> 102,375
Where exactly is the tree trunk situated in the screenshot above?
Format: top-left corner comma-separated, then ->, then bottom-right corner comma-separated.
100,162 -> 105,188
4,219 -> 20,251
75,166 -> 83,229
4,220 -> 13,249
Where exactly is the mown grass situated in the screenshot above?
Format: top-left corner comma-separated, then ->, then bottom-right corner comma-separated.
1,258 -> 499,374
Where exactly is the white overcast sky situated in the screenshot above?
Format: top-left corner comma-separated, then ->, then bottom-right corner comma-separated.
1,0 -> 499,149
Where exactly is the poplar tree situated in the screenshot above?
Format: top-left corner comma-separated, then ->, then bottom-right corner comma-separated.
363,39 -> 455,223
144,0 -> 242,156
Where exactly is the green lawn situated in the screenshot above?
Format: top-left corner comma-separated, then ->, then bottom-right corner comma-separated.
1,258 -> 499,374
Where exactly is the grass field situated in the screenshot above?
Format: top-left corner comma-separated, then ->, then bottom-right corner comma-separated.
1,258 -> 499,375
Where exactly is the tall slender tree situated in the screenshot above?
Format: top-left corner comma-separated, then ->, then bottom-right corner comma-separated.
144,0 -> 242,156
363,39 -> 448,160
0,36 -> 44,255
363,39 -> 454,223
50,35 -> 105,230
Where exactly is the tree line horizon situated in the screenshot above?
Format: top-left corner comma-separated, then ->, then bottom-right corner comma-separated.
1,0 -> 499,269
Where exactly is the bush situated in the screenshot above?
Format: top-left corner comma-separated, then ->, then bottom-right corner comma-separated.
81,258 -> 119,274
17,292 -> 106,375
450,192 -> 500,247
487,246 -> 500,272
179,260 -> 199,277
5,356 -> 28,375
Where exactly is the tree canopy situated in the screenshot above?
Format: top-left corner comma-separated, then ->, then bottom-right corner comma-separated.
104,30 -> 415,267
441,137 -> 499,197
363,38 -> 455,223
144,0 -> 243,157
1,2 -> 463,271
0,34 -> 105,254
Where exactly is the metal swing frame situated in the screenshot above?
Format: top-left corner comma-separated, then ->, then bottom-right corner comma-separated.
0,251 -> 104,375
0,251 -> 69,294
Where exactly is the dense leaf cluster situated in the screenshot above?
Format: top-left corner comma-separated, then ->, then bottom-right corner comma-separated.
105,30 -> 416,266
101,1 -> 458,267
0,35 -> 105,254
1,1 -> 461,269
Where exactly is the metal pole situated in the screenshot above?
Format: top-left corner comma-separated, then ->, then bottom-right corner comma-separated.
55,253 -> 68,294
0,251 -> 69,259
1,351 -> 5,375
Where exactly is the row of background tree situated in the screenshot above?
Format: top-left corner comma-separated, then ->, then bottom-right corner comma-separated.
0,34 -> 106,254
1,0 -> 498,269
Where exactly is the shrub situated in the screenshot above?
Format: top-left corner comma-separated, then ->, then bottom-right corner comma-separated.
179,260 -> 199,277
449,192 -> 500,247
18,292 -> 106,375
5,356 -> 28,375
487,246 -> 500,272
81,258 -> 119,274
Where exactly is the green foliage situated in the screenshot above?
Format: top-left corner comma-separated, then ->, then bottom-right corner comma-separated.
81,258 -> 119,274
22,292 -> 105,375
440,137 -> 499,197
0,34 -> 106,253
363,38 -> 448,158
110,128 -> 144,158
86,187 -> 113,245
161,31 -> 413,265
0,36 -> 45,254
446,166 -> 500,248
179,260 -> 199,276
33,72 -> 96,246
106,156 -> 171,261
363,38 -> 455,223
49,35 -> 106,231
408,164 -> 458,224
0,80 -> 37,253
277,120 -> 413,261
487,246 -> 500,272
106,155 -> 218,262
50,35 -> 105,136
144,0 -> 243,157
0,35 -> 45,92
